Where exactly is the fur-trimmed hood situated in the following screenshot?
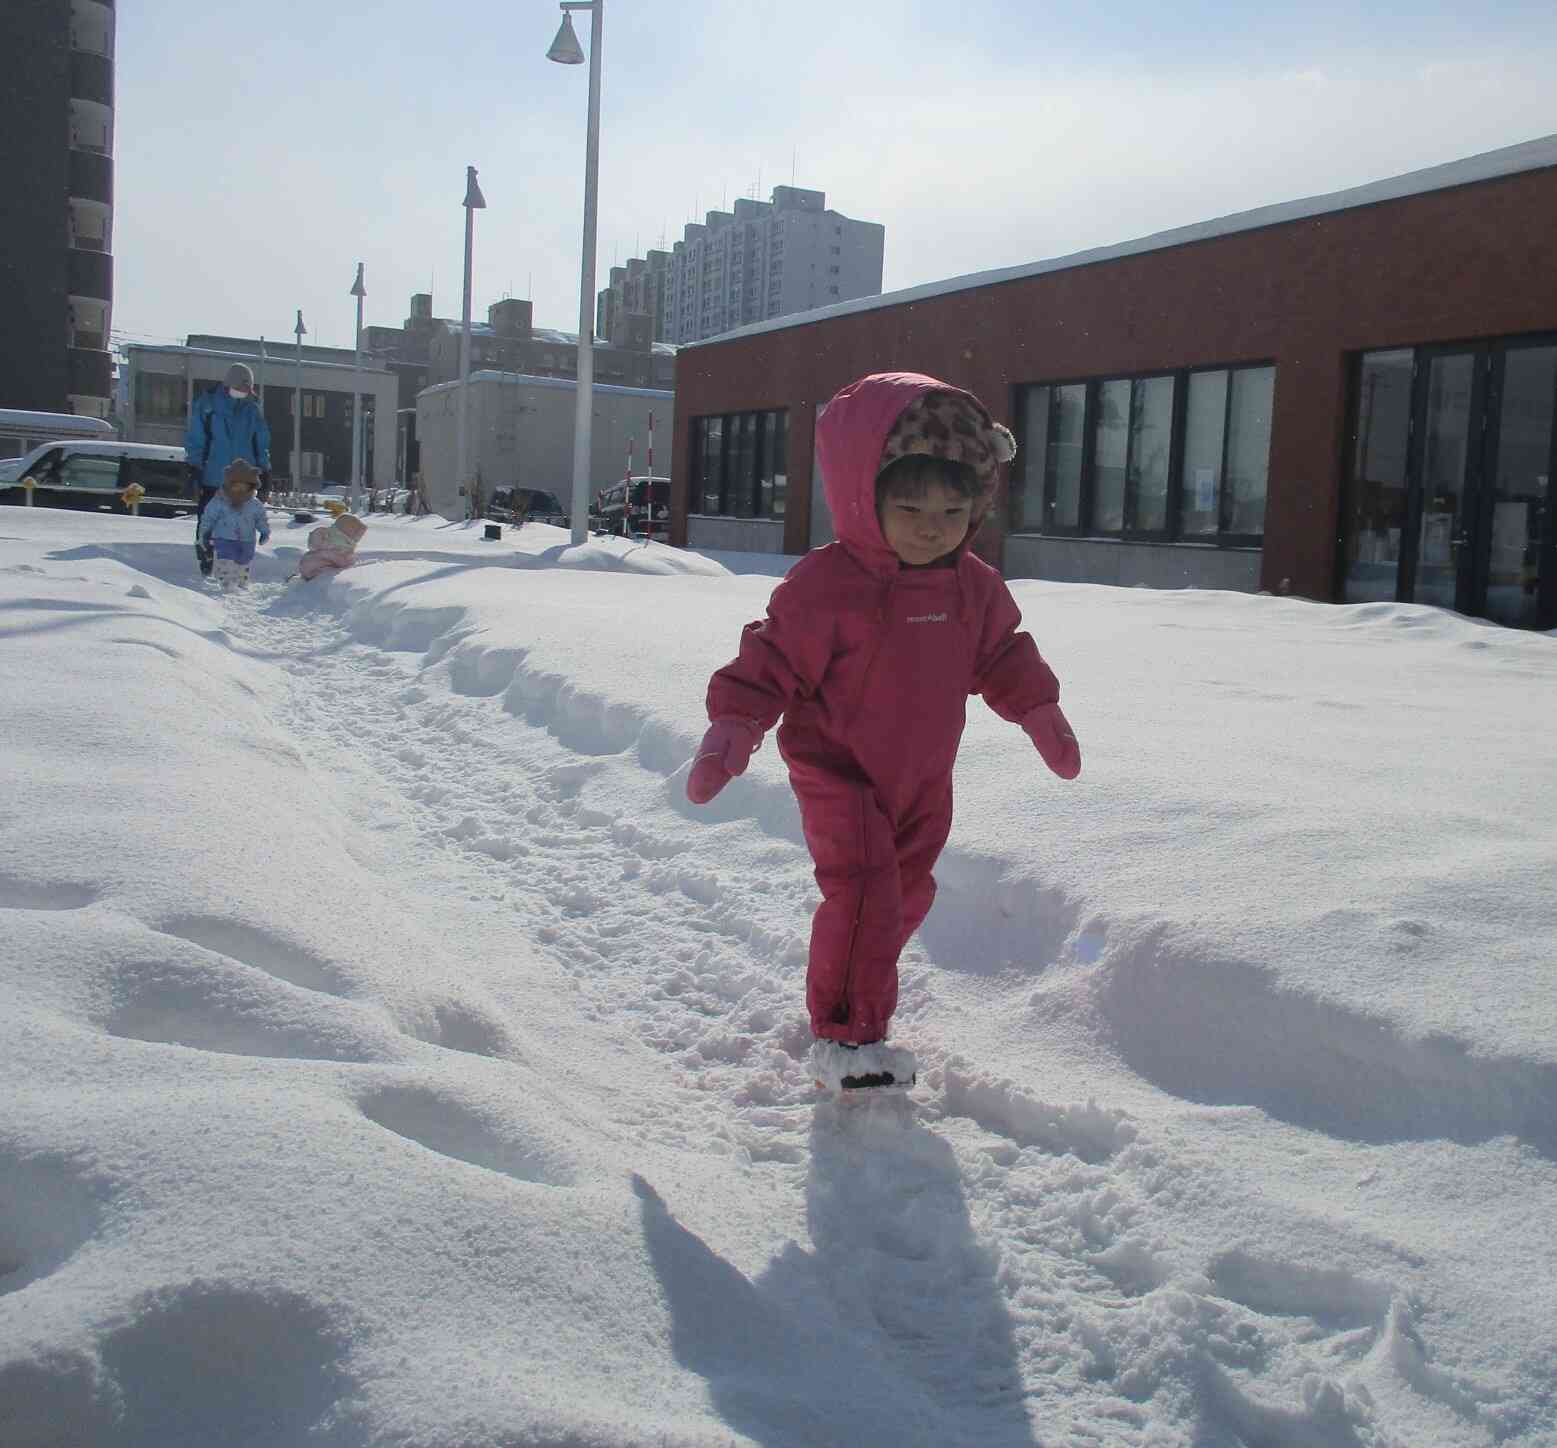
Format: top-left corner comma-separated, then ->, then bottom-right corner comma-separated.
813,371 -> 1016,578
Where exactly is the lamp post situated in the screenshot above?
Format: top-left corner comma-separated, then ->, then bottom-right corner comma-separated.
293,309 -> 307,499
457,166 -> 486,520
350,262 -> 366,512
547,0 -> 602,548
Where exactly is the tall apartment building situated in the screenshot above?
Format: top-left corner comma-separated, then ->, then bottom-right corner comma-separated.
597,251 -> 672,346
600,188 -> 884,347
0,0 -> 117,418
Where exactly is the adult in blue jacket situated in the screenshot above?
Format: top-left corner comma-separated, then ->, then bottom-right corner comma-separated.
185,362 -> 271,576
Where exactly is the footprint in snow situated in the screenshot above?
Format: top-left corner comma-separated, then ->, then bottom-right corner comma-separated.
941,1064 -> 1135,1164
0,877 -> 98,912
357,1084 -> 576,1187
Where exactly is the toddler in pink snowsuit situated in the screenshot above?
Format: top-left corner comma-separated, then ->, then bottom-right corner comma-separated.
687,372 -> 1080,1086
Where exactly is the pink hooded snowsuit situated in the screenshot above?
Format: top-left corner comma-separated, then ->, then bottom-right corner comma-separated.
703,372 -> 1065,1043
298,514 -> 367,581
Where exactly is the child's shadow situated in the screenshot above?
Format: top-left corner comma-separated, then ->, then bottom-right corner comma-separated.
632,1102 -> 1039,1446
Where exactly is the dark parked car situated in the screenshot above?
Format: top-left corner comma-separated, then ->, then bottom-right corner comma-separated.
487,486 -> 568,527
594,475 -> 670,540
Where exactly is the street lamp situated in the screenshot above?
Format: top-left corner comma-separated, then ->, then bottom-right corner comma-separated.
293,309 -> 307,497
457,165 -> 486,520
548,0 -> 602,547
350,262 -> 366,511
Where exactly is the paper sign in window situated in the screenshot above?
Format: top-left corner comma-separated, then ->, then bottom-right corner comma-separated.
1194,468 -> 1216,513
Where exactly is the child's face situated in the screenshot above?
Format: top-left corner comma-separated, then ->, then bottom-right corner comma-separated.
224,479 -> 255,506
877,480 -> 972,566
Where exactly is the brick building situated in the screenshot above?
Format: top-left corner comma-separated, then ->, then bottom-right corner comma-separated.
669,135 -> 1557,630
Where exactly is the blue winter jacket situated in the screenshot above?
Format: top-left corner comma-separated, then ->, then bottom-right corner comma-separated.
197,494 -> 271,548
185,386 -> 272,488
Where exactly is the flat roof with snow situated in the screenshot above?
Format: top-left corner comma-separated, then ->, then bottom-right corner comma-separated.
418,370 -> 673,402
126,343 -> 394,377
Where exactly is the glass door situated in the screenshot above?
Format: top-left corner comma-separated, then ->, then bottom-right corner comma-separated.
1403,348 -> 1485,613
1346,336 -> 1557,627
1478,343 -> 1556,629
1345,349 -> 1414,602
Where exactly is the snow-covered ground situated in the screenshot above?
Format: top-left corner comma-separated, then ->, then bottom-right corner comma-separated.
2,505 -> 1554,1448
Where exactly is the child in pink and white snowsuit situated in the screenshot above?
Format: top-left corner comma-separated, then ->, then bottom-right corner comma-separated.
686,372 -> 1081,1088
297,513 -> 367,581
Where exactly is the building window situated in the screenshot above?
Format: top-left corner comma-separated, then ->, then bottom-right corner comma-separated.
135,371 -> 186,421
1342,349 -> 1413,600
68,98 -> 112,154
68,199 -> 111,251
691,409 -> 789,519
69,394 -> 112,421
302,391 -> 328,419
1223,366 -> 1275,535
71,2 -> 115,57
56,454 -> 121,490
67,297 -> 108,350
1012,363 -> 1274,542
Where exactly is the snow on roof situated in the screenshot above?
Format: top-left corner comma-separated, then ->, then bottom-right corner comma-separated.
687,131 -> 1557,351
0,408 -> 114,435
20,440 -> 181,459
125,342 -> 394,376
418,369 -> 674,401
437,321 -> 677,357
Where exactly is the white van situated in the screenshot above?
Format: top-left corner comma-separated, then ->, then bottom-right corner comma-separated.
0,408 -> 114,463
0,440 -> 195,516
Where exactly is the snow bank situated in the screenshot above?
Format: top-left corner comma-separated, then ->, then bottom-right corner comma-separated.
2,505 -> 1554,1447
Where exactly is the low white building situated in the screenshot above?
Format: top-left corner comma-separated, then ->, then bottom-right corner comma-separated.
124,341 -> 399,490
416,371 -> 673,519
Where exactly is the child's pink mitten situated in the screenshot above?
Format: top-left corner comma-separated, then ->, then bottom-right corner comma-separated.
1022,703 -> 1081,780
686,719 -> 762,804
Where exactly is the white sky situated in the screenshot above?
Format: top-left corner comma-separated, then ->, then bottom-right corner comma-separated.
113,0 -> 1557,353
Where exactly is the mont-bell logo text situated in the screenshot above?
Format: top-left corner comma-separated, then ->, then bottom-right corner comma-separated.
905,611 -> 948,624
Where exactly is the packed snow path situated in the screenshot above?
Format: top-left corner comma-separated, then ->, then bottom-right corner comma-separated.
3,517 -> 1555,1448
240,579 -> 1079,1445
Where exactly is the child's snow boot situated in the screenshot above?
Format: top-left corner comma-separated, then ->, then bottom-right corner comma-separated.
812,1039 -> 917,1093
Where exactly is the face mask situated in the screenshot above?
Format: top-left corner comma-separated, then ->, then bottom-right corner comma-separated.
228,386 -> 251,400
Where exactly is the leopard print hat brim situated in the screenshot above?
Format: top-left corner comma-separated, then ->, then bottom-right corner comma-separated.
877,390 -> 1018,496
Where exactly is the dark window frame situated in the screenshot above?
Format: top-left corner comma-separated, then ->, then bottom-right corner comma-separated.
689,408 -> 790,520
135,370 -> 187,422
1340,329 -> 1557,625
1010,360 -> 1275,547
1213,364 -> 1277,550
